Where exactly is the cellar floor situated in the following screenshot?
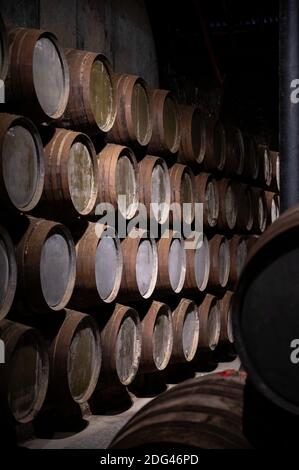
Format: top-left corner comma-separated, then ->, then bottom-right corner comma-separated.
21,357 -> 240,450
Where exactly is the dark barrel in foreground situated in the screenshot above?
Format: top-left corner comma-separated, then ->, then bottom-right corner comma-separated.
109,372 -> 250,449
233,204 -> 299,415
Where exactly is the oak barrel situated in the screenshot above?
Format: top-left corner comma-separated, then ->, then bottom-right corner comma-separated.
178,105 -> 206,164
203,119 -> 226,172
265,191 -> 280,226
0,319 -> 49,423
0,13 -> 8,81
196,294 -> 221,352
43,128 -> 98,218
170,298 -> 199,363
138,155 -> 171,224
0,113 -> 44,212
184,233 -> 210,292
60,48 -> 116,134
195,172 -> 219,229
107,74 -> 152,147
156,230 -> 186,294
100,304 -> 142,386
16,217 -> 76,312
208,234 -> 230,291
97,143 -> 139,220
218,291 -> 234,348
119,229 -> 158,300
224,126 -> 245,177
0,225 -> 17,320
169,163 -> 196,225
148,89 -> 181,155
229,235 -> 248,287
216,179 -> 238,232
6,27 -> 69,122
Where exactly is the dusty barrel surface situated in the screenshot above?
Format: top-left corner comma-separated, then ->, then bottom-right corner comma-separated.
0,114 -> 44,212
119,229 -> 158,300
0,319 -> 49,424
265,191 -> 280,226
195,172 -> 219,229
252,188 -> 267,234
234,184 -> 254,233
60,49 -> 116,134
99,304 -> 142,386
229,235 -> 248,286
224,126 -> 245,177
203,119 -> 226,172
218,291 -> 234,348
49,310 -> 101,405
217,179 -> 238,232
43,128 -> 98,217
156,230 -> 186,294
269,151 -> 280,193
170,298 -> 199,364
70,223 -> 123,307
16,217 -> 76,312
97,143 -> 139,220
257,144 -> 272,188
139,301 -> 173,374
0,14 -> 8,81
169,163 -> 196,225
178,105 -> 206,165
138,155 -> 171,224
208,234 -> 230,291
110,372 -> 250,449
185,233 -> 210,292
107,74 -> 152,147
243,135 -> 259,181
196,294 -> 221,353
232,204 -> 299,415
6,27 -> 69,122
0,225 -> 17,320
148,89 -> 181,156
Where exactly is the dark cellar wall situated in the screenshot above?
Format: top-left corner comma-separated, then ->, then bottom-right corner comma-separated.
0,0 -> 159,87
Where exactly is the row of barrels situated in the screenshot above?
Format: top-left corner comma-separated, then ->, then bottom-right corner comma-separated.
0,216 -> 260,319
0,20 -> 278,182
0,292 -> 234,425
0,114 -> 279,228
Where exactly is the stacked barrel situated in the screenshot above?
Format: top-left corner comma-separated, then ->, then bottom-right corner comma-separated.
0,14 -> 280,436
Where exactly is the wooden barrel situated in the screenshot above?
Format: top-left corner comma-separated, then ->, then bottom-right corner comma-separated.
0,225 -> 17,320
139,301 -> 173,374
196,294 -> 221,352
0,13 -> 8,81
257,144 -> 272,188
229,235 -> 248,286
156,230 -> 186,294
6,27 -> 69,122
59,49 -> 116,134
203,119 -> 226,172
16,217 -> 76,312
0,114 -> 44,212
269,151 -> 280,193
224,126 -> 245,177
243,135 -> 259,181
208,235 -> 230,291
170,298 -> 199,363
234,184 -> 254,233
195,172 -> 219,229
97,144 -> 139,220
252,188 -> 267,234
218,291 -> 234,348
43,128 -> 98,218
0,319 -> 49,423
110,372 -> 250,449
70,223 -> 123,308
232,204 -> 299,414
138,155 -> 171,224
100,304 -> 142,386
178,105 -> 206,164
216,179 -> 238,232
107,74 -> 152,147
265,191 -> 280,226
119,229 -> 158,300
185,233 -> 210,292
148,89 -> 181,156
169,163 -> 196,225
49,310 -> 101,405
